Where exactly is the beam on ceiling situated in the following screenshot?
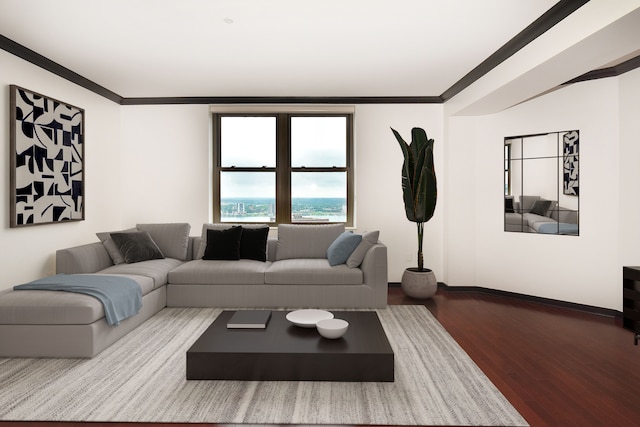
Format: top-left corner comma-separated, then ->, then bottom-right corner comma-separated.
440,0 -> 590,102
0,34 -> 123,104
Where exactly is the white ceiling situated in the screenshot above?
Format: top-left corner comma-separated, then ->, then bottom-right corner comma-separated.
0,0 -> 561,99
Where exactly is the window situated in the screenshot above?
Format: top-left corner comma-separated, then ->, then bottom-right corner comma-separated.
212,112 -> 354,226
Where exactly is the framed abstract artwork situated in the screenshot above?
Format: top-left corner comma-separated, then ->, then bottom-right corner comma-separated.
9,85 -> 85,227
562,130 -> 579,196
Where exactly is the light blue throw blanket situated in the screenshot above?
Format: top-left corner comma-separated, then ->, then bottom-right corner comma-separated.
537,223 -> 579,235
14,274 -> 142,326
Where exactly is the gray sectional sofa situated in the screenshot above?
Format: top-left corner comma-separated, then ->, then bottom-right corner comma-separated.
0,223 -> 387,358
505,195 -> 579,234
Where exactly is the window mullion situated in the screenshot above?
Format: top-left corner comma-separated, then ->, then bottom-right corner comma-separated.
212,114 -> 222,223
346,115 -> 354,227
276,114 -> 290,224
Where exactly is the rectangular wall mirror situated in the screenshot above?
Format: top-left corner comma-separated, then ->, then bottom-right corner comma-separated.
504,130 -> 579,235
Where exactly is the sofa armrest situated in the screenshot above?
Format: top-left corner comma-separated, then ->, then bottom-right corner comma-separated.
360,242 -> 388,293
56,242 -> 114,274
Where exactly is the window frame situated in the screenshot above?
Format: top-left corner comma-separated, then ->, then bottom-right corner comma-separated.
212,112 -> 354,226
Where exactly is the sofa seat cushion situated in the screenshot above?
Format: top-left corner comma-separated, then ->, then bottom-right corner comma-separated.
505,212 -> 523,225
98,258 -> 184,288
265,259 -> 363,285
523,213 -> 556,227
0,274 -> 154,325
168,259 -> 271,285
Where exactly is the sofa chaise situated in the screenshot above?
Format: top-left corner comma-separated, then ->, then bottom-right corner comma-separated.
0,223 -> 387,358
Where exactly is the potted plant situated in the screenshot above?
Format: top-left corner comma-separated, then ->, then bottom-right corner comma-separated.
391,127 -> 438,299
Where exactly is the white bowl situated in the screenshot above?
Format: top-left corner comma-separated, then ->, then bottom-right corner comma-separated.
286,309 -> 333,328
316,318 -> 349,339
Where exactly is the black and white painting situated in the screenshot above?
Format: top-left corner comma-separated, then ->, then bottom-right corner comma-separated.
563,130 -> 579,196
10,85 -> 85,227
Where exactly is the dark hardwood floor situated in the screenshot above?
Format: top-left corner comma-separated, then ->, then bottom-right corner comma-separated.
2,287 -> 639,427
390,287 -> 640,427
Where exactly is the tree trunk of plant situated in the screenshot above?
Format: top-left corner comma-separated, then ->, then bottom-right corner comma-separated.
417,222 -> 424,271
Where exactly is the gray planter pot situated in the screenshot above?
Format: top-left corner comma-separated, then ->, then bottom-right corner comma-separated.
401,268 -> 437,299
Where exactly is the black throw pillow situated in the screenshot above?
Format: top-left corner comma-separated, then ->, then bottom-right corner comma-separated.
203,226 -> 242,260
505,197 -> 515,213
240,226 -> 269,262
110,231 -> 165,264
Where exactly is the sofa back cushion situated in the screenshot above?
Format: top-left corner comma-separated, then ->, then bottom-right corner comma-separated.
276,224 -> 344,260
137,223 -> 191,261
557,209 -> 578,224
518,195 -> 540,213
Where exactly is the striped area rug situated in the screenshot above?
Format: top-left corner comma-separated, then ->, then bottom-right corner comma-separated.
0,305 -> 527,426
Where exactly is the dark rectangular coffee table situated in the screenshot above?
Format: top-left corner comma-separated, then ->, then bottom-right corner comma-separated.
186,310 -> 394,382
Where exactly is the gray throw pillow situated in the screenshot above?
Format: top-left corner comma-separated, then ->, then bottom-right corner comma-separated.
530,199 -> 552,216
96,228 -> 137,264
327,231 -> 362,266
110,231 -> 165,264
346,230 -> 380,268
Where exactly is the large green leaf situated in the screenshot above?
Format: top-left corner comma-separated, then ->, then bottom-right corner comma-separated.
391,127 -> 437,224
391,128 -> 416,221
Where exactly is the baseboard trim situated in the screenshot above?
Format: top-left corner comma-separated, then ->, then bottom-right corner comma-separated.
389,281 -> 621,319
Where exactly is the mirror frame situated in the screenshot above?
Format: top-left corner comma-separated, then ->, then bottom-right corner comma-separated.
504,130 -> 579,236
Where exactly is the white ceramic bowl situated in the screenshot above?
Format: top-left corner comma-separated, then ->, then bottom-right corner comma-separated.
286,309 -> 334,328
316,318 -> 349,339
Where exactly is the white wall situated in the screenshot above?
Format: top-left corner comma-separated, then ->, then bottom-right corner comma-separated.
618,67 -> 640,268
445,77 -> 625,310
119,105 -> 211,229
0,50 -> 123,291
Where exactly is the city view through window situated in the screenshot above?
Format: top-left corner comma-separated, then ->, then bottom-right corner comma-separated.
221,197 -> 347,223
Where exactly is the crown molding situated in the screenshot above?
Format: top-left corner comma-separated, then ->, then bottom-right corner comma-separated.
563,53 -> 640,85
120,96 -> 443,105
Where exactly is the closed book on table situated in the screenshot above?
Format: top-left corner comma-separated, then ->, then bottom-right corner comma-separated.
227,310 -> 272,329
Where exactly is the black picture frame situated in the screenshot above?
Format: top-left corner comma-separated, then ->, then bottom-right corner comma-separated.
9,85 -> 85,227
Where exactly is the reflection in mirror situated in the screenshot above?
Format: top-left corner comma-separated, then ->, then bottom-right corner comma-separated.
504,131 -> 579,235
